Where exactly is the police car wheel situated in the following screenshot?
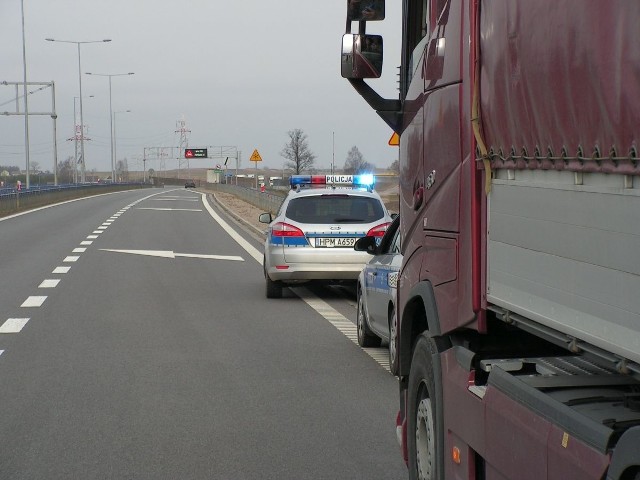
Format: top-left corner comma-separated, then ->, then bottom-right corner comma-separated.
389,308 -> 399,376
265,276 -> 283,299
357,289 -> 381,347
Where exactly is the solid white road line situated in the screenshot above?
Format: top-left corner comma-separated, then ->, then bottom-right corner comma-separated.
0,318 -> 30,333
21,296 -> 47,308
39,279 -> 60,288
200,192 -> 390,372
200,193 -> 263,264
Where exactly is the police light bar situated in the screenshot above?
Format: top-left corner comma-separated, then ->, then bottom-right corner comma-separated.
289,174 -> 375,190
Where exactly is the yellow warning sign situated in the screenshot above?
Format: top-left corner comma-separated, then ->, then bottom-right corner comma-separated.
250,149 -> 262,162
388,132 -> 400,146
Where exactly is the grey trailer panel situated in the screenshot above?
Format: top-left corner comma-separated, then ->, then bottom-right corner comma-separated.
487,171 -> 640,365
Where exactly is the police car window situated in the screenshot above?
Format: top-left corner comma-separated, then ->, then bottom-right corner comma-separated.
286,196 -> 384,224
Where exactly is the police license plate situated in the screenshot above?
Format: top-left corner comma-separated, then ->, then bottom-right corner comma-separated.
315,237 -> 357,248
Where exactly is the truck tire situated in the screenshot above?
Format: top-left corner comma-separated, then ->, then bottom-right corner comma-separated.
357,289 -> 381,347
408,334 -> 444,480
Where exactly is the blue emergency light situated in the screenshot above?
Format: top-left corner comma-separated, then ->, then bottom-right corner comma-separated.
289,174 -> 375,191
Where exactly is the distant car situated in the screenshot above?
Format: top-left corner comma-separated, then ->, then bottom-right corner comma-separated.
184,180 -> 196,188
259,174 -> 393,298
354,214 -> 401,374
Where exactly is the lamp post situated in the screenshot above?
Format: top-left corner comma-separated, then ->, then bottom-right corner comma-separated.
45,37 -> 111,182
85,72 -> 134,183
113,109 -> 131,182
20,0 -> 31,188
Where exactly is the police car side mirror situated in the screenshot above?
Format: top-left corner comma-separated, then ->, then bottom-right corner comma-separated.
259,213 -> 272,224
354,235 -> 378,255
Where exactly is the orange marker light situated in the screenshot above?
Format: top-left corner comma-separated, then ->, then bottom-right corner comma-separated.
452,446 -> 461,465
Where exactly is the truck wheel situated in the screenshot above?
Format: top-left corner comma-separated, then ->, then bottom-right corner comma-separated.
357,289 -> 381,347
388,308 -> 399,375
408,334 -> 443,480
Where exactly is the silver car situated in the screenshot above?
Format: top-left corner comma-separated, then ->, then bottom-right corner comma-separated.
354,215 -> 401,374
259,175 -> 393,298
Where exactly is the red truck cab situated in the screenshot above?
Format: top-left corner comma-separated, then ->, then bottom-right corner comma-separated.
342,1 -> 640,479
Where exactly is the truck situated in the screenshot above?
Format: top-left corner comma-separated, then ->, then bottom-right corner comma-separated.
341,1 -> 640,479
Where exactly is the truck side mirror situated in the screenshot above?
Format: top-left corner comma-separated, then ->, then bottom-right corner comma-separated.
346,0 -> 385,21
341,34 -> 384,79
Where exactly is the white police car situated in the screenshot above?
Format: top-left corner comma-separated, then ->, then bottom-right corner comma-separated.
259,174 -> 393,298
354,214 -> 401,374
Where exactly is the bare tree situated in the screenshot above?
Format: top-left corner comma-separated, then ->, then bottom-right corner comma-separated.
57,157 -> 75,184
281,129 -> 316,174
389,159 -> 399,173
116,158 -> 129,181
344,146 -> 373,174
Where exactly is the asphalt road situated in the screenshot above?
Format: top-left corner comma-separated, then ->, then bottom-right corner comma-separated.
0,188 -> 406,479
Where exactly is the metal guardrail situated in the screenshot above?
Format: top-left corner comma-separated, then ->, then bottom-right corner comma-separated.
0,183 -> 152,217
206,183 -> 284,214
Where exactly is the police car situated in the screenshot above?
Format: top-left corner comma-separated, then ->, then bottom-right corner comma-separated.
354,214 -> 401,375
259,174 -> 393,298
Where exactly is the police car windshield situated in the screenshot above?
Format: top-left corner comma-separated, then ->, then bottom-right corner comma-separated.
286,195 -> 384,224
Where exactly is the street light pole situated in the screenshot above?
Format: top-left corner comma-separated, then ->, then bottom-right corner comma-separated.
20,0 -> 31,188
46,38 -> 111,183
85,72 -> 134,182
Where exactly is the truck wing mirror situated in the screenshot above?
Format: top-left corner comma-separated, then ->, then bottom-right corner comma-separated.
346,0 -> 385,21
341,34 -> 383,79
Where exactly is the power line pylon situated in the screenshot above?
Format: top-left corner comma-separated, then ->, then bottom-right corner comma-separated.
175,118 -> 191,179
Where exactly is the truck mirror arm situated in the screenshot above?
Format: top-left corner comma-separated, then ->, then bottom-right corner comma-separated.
348,79 -> 403,134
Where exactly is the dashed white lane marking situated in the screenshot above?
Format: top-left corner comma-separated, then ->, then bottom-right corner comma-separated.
92,231 -> 103,234
64,256 -> 79,262
97,226 -> 108,230
39,279 -> 60,288
87,235 -> 99,239
0,318 -> 30,333
73,248 -> 87,253
21,296 -> 47,308
81,240 -> 93,245
136,207 -> 202,212
52,266 -> 71,274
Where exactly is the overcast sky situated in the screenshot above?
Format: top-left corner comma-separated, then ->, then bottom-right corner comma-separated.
1,0 -> 401,176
